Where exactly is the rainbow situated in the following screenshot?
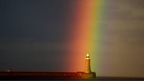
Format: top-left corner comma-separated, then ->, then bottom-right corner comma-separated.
67,0 -> 107,75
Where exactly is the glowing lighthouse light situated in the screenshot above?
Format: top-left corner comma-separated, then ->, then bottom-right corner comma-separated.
86,53 -> 90,59
85,53 -> 91,73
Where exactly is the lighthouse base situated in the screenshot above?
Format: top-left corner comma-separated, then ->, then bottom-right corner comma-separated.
82,72 -> 96,79
76,72 -> 96,79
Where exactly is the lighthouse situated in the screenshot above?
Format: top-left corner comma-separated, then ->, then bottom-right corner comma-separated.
85,53 -> 91,73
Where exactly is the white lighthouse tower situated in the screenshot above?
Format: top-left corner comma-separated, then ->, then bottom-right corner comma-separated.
85,53 -> 91,73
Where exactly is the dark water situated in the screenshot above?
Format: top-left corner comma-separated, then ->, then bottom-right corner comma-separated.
0,79 -> 144,81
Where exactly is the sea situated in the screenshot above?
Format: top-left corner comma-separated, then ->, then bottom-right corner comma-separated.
2,79 -> 144,81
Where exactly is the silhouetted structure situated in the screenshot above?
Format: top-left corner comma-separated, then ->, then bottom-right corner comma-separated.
0,53 -> 96,79
85,53 -> 91,73
0,72 -> 96,80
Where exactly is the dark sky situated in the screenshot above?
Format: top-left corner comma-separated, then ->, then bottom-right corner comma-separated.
1,0 -> 144,77
0,0 -> 72,72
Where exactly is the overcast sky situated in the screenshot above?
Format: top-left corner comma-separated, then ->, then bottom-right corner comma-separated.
0,0 -> 144,77
101,0 -> 144,77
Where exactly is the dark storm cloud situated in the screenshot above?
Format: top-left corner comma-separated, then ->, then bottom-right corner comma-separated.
0,0 -> 70,42
0,0 -> 71,71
